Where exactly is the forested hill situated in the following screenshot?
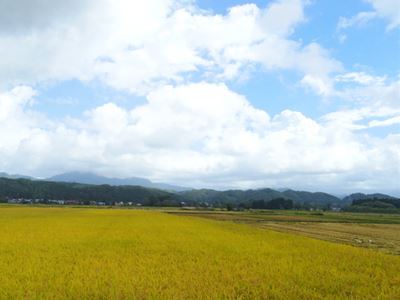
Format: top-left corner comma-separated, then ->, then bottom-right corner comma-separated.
179,188 -> 341,207
343,193 -> 397,202
0,177 -> 180,206
1,176 -> 396,209
345,196 -> 400,213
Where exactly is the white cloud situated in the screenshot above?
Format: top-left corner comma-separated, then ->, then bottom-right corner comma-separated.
366,0 -> 400,29
323,106 -> 399,130
0,0 -> 90,34
0,86 -> 39,153
339,77 -> 400,109
337,0 -> 400,31
0,0 -> 340,96
301,75 -> 332,96
324,75 -> 400,132
368,115 -> 400,127
0,83 -> 398,193
337,12 -> 377,30
335,72 -> 386,86
260,0 -> 305,36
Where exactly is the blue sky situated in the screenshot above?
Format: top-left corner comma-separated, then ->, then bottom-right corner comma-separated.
0,0 -> 399,194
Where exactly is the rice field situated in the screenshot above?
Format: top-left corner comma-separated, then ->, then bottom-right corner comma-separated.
171,210 -> 400,254
0,206 -> 399,299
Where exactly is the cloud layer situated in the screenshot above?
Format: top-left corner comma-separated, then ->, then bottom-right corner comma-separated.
0,0 -> 398,194
0,0 -> 341,95
1,83 -> 398,193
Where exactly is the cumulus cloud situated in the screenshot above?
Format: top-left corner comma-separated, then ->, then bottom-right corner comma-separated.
0,86 -> 38,153
0,0 -> 398,194
0,0 -> 340,95
0,83 -> 398,193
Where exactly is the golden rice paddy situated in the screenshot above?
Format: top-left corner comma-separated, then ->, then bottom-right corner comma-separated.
0,206 -> 399,299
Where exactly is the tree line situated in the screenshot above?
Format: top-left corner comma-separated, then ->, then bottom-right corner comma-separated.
344,197 -> 400,213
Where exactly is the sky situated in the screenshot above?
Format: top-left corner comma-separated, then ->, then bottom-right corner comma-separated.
0,0 -> 399,194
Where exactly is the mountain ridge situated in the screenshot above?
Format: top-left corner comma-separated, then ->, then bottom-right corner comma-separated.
0,172 -> 34,180
47,171 -> 191,192
0,171 -> 397,203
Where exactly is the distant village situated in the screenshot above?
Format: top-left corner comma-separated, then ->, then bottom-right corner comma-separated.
5,198 -> 144,207
3,197 -> 341,211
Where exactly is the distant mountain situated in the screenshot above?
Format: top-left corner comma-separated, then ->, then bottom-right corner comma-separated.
343,193 -> 397,202
0,177 -> 181,205
281,189 -> 339,204
180,188 -> 342,207
1,171 -> 396,206
2,174 -> 398,210
0,176 -> 343,208
0,172 -> 34,180
47,172 -> 190,192
344,193 -> 400,213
